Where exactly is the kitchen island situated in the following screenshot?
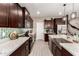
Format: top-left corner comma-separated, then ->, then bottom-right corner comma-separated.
49,35 -> 79,56
60,43 -> 79,56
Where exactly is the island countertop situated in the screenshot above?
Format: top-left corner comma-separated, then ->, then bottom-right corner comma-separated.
0,37 -> 30,56
49,35 -> 74,42
60,43 -> 79,56
49,35 -> 79,56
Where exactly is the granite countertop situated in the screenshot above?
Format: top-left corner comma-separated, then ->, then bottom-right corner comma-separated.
60,43 -> 79,56
49,35 -> 73,42
49,35 -> 79,56
49,35 -> 67,38
0,37 -> 30,56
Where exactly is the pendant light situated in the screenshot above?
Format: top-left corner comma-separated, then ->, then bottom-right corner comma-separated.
71,3 -> 77,19
62,4 -> 67,21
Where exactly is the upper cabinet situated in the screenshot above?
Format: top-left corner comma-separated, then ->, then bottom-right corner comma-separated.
22,7 -> 33,28
55,18 -> 65,25
9,4 -> 18,28
44,19 -> 53,29
25,16 -> 33,28
17,4 -> 24,28
9,3 -> 24,28
0,4 -> 9,27
0,3 -> 33,28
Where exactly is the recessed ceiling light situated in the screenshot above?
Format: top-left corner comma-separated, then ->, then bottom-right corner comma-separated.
37,11 -> 40,15
59,12 -> 62,15
71,12 -> 77,19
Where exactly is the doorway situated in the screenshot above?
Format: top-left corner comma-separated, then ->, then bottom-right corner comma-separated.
36,21 -> 44,40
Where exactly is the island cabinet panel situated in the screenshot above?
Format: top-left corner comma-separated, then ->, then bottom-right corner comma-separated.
48,38 -> 72,56
55,46 -> 62,56
51,42 -> 56,56
0,4 -> 9,27
62,47 -> 73,56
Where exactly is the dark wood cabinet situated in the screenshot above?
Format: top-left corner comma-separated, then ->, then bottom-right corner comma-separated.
53,19 -> 57,34
25,15 -> 33,28
0,4 -> 9,27
0,3 -> 31,28
9,4 -> 25,28
48,38 -> 72,56
55,18 -> 65,25
10,37 -> 33,56
53,18 -> 65,34
9,4 -> 18,28
51,42 -> 56,55
44,34 -> 49,42
44,19 -> 53,29
10,39 -> 30,56
62,47 -> 72,56
17,4 -> 24,28
29,37 -> 33,53
55,46 -> 61,56
22,7 -> 33,28
22,7 -> 28,28
52,42 -> 62,56
50,40 -> 61,56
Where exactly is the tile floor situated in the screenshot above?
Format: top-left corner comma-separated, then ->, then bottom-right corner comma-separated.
29,40 -> 53,56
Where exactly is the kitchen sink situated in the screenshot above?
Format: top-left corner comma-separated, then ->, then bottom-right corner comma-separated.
54,38 -> 72,43
51,38 -> 72,49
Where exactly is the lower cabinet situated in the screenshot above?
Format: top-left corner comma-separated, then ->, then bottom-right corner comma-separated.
10,38 -> 30,56
55,46 -> 61,56
52,42 -> 56,56
29,37 -> 33,53
62,47 -> 72,56
51,42 -> 61,56
49,39 -> 72,56
44,34 -> 49,42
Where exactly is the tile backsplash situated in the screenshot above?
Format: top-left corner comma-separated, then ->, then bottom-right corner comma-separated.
0,28 -> 22,39
0,28 -> 32,44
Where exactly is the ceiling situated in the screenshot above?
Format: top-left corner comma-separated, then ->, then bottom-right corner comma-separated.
20,3 -> 79,18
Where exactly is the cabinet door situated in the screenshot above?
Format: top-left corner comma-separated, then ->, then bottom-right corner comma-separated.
55,46 -> 61,56
9,4 -> 18,28
52,42 -> 56,56
0,4 -> 9,27
25,15 -> 33,28
25,19 -> 30,28
29,16 -> 33,28
44,34 -> 49,42
10,46 -> 22,56
48,38 -> 52,50
62,47 -> 72,56
17,6 -> 24,28
44,20 -> 53,29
